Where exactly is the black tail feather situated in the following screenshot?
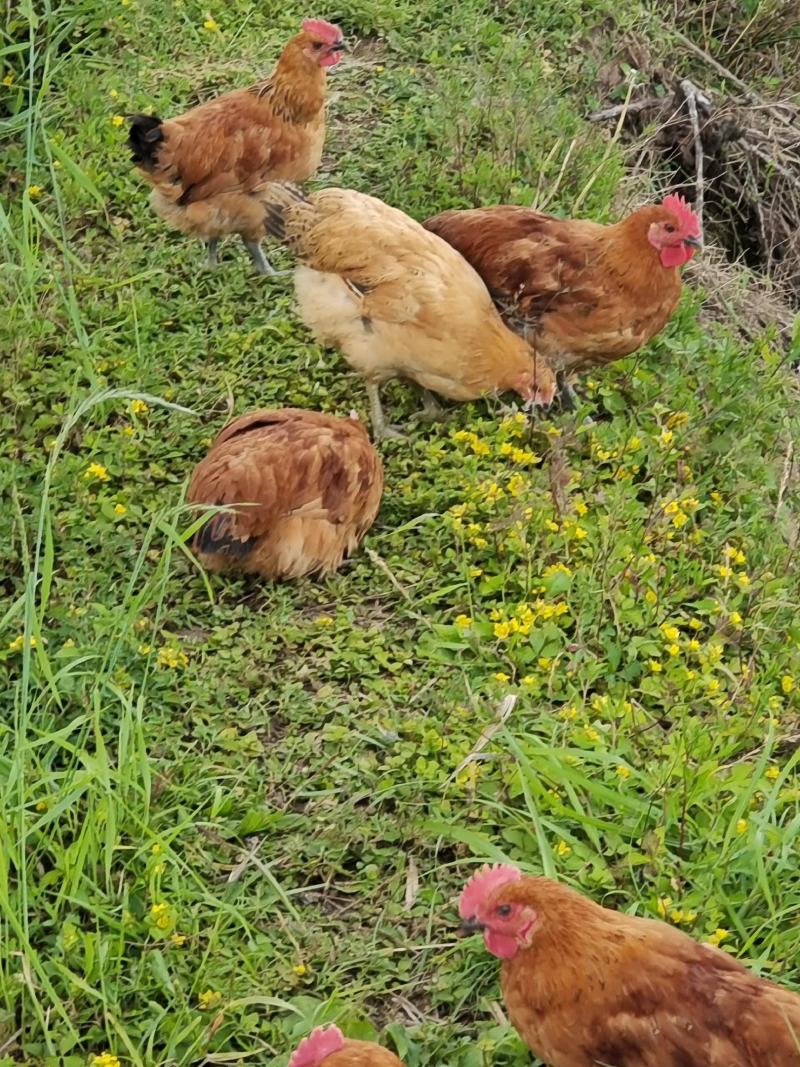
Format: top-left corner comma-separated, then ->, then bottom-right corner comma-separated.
261,182 -> 309,244
127,113 -> 165,169
194,510 -> 257,559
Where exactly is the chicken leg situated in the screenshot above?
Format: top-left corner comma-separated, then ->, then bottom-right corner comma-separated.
243,239 -> 290,277
206,239 -> 219,268
366,382 -> 406,442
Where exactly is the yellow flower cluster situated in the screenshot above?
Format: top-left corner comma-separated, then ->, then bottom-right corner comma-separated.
198,989 -> 222,1009
705,928 -> 729,946
498,441 -> 540,464
452,429 -> 490,456
491,598 -> 568,640
92,1054 -> 121,1067
156,645 -> 188,669
662,495 -> 699,529
150,902 -> 171,929
8,634 -> 37,653
84,462 -> 110,481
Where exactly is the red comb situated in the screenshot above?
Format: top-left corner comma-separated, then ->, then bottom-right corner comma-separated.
289,1025 -> 345,1067
302,18 -> 342,44
459,863 -> 521,919
661,193 -> 700,236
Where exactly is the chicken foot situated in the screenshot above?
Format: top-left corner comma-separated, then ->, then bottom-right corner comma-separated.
556,372 -> 580,412
366,382 -> 406,442
206,239 -> 219,268
412,389 -> 451,424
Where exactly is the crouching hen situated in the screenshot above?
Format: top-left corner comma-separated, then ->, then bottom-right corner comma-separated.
128,18 -> 345,274
187,408 -> 382,580
288,1025 -> 404,1067
424,194 -> 701,406
260,183 -> 556,439
459,864 -> 800,1067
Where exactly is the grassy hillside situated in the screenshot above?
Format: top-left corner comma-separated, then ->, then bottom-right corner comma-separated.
1,1 -> 799,1065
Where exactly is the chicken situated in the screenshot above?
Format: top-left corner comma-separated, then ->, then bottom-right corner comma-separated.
459,864 -> 800,1067
127,18 -> 345,274
288,1025 -> 405,1067
260,183 -> 557,440
424,194 -> 701,406
187,408 -> 382,580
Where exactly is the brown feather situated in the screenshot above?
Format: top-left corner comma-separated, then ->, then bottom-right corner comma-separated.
187,408 -> 383,580
423,204 -> 686,375
318,1040 -> 405,1067
485,877 -> 800,1067
135,30 -> 334,242
258,185 -> 557,405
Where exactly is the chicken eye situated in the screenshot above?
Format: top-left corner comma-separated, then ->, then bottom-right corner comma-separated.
664,224 -> 676,233
312,41 -> 324,49
496,904 -> 512,917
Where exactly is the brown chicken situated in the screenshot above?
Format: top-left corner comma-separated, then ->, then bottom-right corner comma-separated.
127,18 -> 345,274
260,183 -> 557,440
424,194 -> 701,405
288,1025 -> 405,1067
459,864 -> 800,1067
187,408 -> 382,580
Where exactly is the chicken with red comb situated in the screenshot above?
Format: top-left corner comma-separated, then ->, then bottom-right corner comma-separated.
424,193 -> 702,407
128,18 -> 346,274
459,866 -> 800,1067
287,1025 -> 405,1067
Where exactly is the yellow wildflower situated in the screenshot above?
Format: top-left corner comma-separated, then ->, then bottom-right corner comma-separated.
198,989 -> 222,1009
537,657 -> 552,670
616,765 -> 631,779
672,511 -> 688,529
667,644 -> 680,657
628,436 -> 641,449
114,503 -> 127,516
92,1054 -> 121,1067
2,73 -> 15,87
664,501 -> 680,516
8,634 -> 37,653
499,442 -> 514,456
645,589 -> 657,604
573,525 -> 588,540
555,840 -> 571,858
471,439 -> 490,456
667,410 -> 689,429
111,114 -> 125,127
706,928 -> 729,946
736,572 -> 750,588
202,16 -> 220,31
130,398 -> 149,414
736,818 -> 747,834
659,430 -> 674,447
170,932 -> 186,946
689,618 -> 703,630
521,675 -> 536,686
149,902 -> 171,929
729,611 -> 743,626
575,501 -> 588,516
545,520 -> 560,533
706,678 -> 720,694
293,963 -> 307,976
546,426 -> 561,437
493,671 -> 510,683
109,88 -> 119,98
508,473 -> 525,497
781,674 -> 794,694
511,447 -> 538,464
661,624 -> 679,642
710,490 -> 723,507
648,659 -> 662,673
656,896 -> 671,918
584,725 -> 600,743
314,614 -> 334,625
717,565 -> 731,579
559,705 -> 578,720
156,645 -> 188,669
84,462 -> 110,481
27,184 -> 42,198
493,621 -> 511,640
688,639 -> 700,652
455,614 -> 472,628
765,766 -> 780,781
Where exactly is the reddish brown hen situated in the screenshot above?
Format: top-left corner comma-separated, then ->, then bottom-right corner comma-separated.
128,18 -> 345,273
459,864 -> 800,1067
187,408 -> 382,580
424,195 -> 701,405
288,1025 -> 404,1067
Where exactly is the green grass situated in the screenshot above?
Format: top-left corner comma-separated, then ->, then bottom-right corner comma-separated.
2,1 -> 800,1065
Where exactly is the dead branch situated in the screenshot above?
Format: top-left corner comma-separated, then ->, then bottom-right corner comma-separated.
680,79 -> 706,231
737,139 -> 800,194
589,97 -> 663,122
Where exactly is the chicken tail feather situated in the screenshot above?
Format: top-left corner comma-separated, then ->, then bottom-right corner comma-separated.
260,181 -> 311,245
127,113 -> 165,169
194,509 -> 256,559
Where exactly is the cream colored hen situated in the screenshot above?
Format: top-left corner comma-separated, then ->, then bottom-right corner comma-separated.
261,184 -> 556,439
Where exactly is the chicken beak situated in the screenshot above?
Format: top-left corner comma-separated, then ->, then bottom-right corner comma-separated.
459,917 -> 485,935
330,39 -> 347,52
684,234 -> 703,249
